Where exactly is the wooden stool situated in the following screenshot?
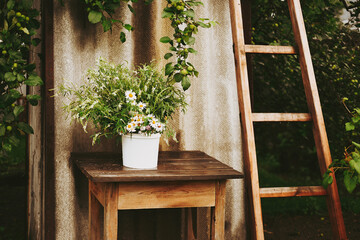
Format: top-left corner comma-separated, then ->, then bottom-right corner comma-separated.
73,151 -> 243,240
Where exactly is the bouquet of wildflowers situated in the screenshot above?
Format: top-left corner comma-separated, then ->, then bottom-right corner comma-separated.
59,58 -> 187,144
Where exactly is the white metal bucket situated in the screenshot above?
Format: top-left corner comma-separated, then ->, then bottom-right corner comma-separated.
121,134 -> 161,169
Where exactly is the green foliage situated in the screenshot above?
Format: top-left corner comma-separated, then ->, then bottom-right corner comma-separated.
59,58 -> 187,145
0,0 -> 43,165
252,0 -> 360,185
160,0 -> 217,90
323,102 -> 360,193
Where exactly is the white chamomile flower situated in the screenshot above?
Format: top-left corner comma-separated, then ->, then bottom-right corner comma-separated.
114,77 -> 119,81
138,102 -> 146,110
146,114 -> 155,120
136,116 -> 144,124
132,115 -> 138,122
126,123 -> 136,132
155,122 -> 165,132
125,90 -> 136,101
140,126 -> 146,131
117,103 -> 122,110
150,118 -> 158,128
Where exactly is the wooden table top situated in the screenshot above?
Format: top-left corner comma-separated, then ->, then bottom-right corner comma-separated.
72,151 -> 243,183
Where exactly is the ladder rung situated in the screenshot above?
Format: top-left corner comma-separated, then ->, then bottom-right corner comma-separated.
245,45 -> 297,54
260,186 -> 327,198
252,113 -> 312,122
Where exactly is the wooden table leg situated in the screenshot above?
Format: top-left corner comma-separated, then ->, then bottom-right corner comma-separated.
185,208 -> 197,240
89,180 -> 102,240
211,180 -> 226,240
104,183 -> 119,240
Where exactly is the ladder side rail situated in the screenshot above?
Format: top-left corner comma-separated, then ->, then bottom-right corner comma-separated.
287,0 -> 347,239
228,0 -> 264,239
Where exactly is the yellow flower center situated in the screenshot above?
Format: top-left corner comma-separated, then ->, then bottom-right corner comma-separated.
129,93 -> 133,98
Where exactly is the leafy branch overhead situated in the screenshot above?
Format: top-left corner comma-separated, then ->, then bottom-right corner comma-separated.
160,0 -> 217,90
82,0 -> 216,91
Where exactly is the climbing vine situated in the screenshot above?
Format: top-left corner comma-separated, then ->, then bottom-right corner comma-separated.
0,0 -> 43,164
82,0 -> 216,90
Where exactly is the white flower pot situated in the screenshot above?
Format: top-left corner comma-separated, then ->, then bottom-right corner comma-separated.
122,133 -> 161,169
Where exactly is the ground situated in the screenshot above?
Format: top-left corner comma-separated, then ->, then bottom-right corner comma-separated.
0,171 -> 359,239
264,213 -> 360,239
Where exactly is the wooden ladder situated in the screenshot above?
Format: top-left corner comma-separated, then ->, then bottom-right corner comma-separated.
228,0 -> 347,239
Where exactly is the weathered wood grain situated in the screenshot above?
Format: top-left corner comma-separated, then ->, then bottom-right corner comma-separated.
89,181 -> 102,240
211,181 -> 226,240
260,186 -> 327,198
245,45 -> 297,54
116,181 -> 215,210
104,183 -> 118,240
287,0 -> 347,239
228,0 -> 264,239
252,113 -> 311,122
73,151 -> 243,183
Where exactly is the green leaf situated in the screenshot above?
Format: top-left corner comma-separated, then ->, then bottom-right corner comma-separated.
161,8 -> 173,18
24,75 -> 43,86
4,20 -> 8,30
165,63 -> 174,76
197,21 -> 211,28
124,24 -> 134,31
120,32 -> 126,43
9,136 -> 20,147
21,27 -> 30,34
188,48 -> 197,53
4,113 -> 15,122
2,143 -> 12,152
7,0 -> 15,10
128,4 -> 135,14
31,38 -> 41,46
345,122 -> 355,131
8,89 -> 21,100
102,19 -> 111,32
184,9 -> 195,18
353,141 -> 360,151
187,1 -> 203,6
169,46 -> 177,51
184,37 -> 195,45
344,172 -> 357,193
350,159 -> 360,174
88,11 -> 103,24
5,72 -> 16,82
160,36 -> 171,43
322,172 -> 333,189
17,74 -> 25,82
181,76 -> 191,90
13,105 -> 24,117
164,53 -> 173,60
174,73 -> 183,82
0,125 -> 5,136
17,122 -> 34,134
26,94 -> 41,106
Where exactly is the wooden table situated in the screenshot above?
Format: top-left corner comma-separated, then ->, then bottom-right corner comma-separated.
73,151 -> 243,240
